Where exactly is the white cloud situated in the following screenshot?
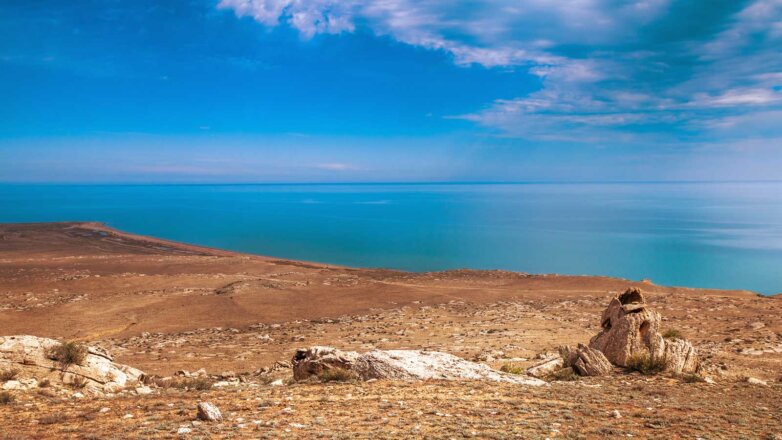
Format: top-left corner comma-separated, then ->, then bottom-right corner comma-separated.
219,0 -> 782,144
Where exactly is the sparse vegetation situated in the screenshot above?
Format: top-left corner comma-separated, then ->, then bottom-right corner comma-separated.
69,375 -> 88,389
662,329 -> 683,340
548,367 -> 579,381
680,373 -> 706,383
169,377 -> 213,391
47,341 -> 87,368
39,414 -> 67,425
0,391 -> 13,405
0,368 -> 19,381
626,351 -> 667,375
318,368 -> 357,383
499,363 -> 525,375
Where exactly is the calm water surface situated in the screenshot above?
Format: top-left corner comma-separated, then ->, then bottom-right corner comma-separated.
1,183 -> 781,294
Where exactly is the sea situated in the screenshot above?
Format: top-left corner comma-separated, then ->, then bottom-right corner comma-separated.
1,182 -> 781,295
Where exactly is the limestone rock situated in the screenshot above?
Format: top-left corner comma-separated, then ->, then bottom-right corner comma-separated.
588,288 -> 699,374
197,402 -> 223,421
0,335 -> 144,394
526,356 -> 564,378
560,344 -> 612,376
292,346 -> 546,386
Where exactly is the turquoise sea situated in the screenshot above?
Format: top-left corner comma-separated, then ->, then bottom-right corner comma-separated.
1,182 -> 781,295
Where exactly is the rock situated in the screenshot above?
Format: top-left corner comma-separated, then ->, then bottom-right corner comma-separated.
197,402 -> 223,421
135,385 -> 152,395
177,427 -> 192,435
526,356 -> 564,378
0,335 -> 145,393
588,288 -> 699,374
72,392 -> 85,399
292,346 -> 546,386
612,409 -> 622,419
746,377 -> 768,386
2,380 -> 22,390
560,344 -> 613,376
269,378 -> 284,387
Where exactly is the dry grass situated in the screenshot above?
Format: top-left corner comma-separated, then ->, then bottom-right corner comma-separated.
499,363 -> 525,375
0,391 -> 13,405
39,414 -> 67,425
47,342 -> 87,368
626,352 -> 667,375
548,367 -> 580,381
0,369 -> 19,381
662,329 -> 683,340
318,368 -> 357,383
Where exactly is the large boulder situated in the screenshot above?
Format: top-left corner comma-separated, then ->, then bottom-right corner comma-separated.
588,289 -> 699,374
0,335 -> 144,394
293,346 -> 546,386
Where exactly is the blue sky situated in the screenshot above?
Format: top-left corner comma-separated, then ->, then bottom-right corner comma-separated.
1,0 -> 781,182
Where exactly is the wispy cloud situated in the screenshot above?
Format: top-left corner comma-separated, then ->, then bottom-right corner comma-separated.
220,0 -> 782,145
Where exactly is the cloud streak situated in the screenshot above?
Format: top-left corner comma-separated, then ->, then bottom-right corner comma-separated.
220,0 -> 782,146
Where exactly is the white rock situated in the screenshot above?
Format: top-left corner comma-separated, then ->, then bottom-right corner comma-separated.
72,392 -> 85,399
177,427 -> 192,435
746,377 -> 768,386
2,380 -> 22,390
612,410 -> 622,419
269,379 -> 284,386
197,402 -> 223,422
135,386 -> 152,395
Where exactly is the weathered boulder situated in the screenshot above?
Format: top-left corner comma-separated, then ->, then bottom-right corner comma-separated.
560,344 -> 613,376
0,335 -> 144,394
293,346 -> 546,386
197,402 -> 223,421
588,288 -> 699,374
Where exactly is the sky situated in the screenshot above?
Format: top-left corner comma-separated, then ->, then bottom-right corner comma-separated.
1,0 -> 781,183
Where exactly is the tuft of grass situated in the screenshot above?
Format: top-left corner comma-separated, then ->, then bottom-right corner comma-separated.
169,377 -> 213,391
680,373 -> 706,383
47,342 -> 87,368
39,414 -> 67,425
69,375 -> 88,389
0,391 -> 13,405
626,351 -> 667,375
499,363 -> 525,375
548,367 -> 580,382
662,329 -> 683,340
0,369 -> 19,381
39,378 -> 51,388
317,368 -> 357,383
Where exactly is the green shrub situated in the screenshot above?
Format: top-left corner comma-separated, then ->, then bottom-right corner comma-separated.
499,363 -> 525,375
0,391 -> 13,405
0,369 -> 19,381
47,342 -> 87,368
626,351 -> 667,375
662,329 -> 683,340
317,368 -> 357,383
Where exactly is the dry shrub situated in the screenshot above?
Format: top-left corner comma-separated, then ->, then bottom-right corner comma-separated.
317,368 -> 357,383
626,351 -> 667,375
0,369 -> 19,381
169,377 -> 213,391
499,363 -> 525,375
0,391 -> 13,405
48,342 -> 87,368
680,373 -> 706,383
548,367 -> 579,382
662,329 -> 683,340
39,414 -> 67,425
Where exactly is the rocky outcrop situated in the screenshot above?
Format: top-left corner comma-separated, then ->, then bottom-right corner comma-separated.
0,335 -> 144,394
293,346 -> 546,386
588,288 -> 699,374
560,344 -> 613,376
197,402 -> 223,421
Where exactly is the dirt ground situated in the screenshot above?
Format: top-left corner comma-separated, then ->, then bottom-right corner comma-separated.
0,222 -> 780,439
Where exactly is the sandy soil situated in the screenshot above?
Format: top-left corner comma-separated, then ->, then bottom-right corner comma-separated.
0,222 -> 780,439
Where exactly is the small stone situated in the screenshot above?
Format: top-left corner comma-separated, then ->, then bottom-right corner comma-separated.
197,402 -> 223,421
99,407 -> 110,413
612,410 -> 622,419
269,379 -> 284,386
135,386 -> 152,395
177,427 -> 192,435
123,414 -> 134,419
72,392 -> 85,399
